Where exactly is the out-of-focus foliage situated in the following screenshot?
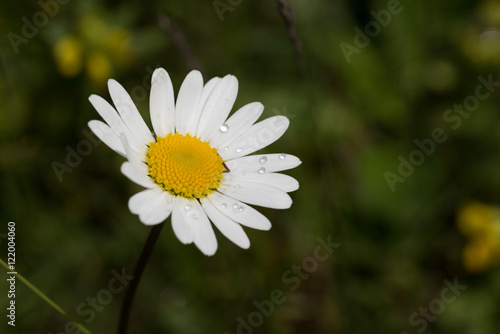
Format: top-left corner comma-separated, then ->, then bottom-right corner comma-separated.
1,0 -> 500,333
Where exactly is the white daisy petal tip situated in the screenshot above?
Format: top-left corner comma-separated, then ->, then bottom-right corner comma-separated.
152,68 -> 167,83
180,70 -> 203,86
188,69 -> 203,77
261,224 -> 272,231
202,245 -> 217,256
226,74 -> 238,88
201,198 -> 251,250
106,79 -> 118,91
152,67 -> 167,82
208,192 -> 273,231
275,115 -> 290,129
139,214 -> 164,226
239,239 -> 251,249
202,248 -> 217,256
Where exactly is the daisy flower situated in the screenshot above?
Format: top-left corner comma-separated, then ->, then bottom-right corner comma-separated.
88,68 -> 300,255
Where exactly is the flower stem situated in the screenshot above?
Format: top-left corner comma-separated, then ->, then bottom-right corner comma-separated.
118,222 -> 165,334
0,258 -> 92,334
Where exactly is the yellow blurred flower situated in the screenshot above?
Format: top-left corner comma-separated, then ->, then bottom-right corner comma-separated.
478,0 -> 500,26
457,201 -> 500,272
104,29 -> 133,68
52,13 -> 133,86
53,36 -> 83,77
462,27 -> 500,66
86,52 -> 112,86
461,0 -> 500,66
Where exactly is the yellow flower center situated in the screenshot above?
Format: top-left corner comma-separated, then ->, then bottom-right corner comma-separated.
146,132 -> 225,199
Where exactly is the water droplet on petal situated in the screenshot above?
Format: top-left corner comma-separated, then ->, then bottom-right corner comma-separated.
184,205 -> 191,211
232,203 -> 239,209
224,99 -> 229,103
191,214 -> 198,220
258,167 -> 266,174
223,146 -> 229,151
221,203 -> 227,209
279,153 -> 287,160
259,156 -> 267,164
235,147 -> 242,153
219,124 -> 229,133
238,206 -> 244,212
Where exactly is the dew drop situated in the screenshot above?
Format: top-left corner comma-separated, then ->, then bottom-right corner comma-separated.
235,147 -> 242,153
223,146 -> 229,151
279,153 -> 287,160
191,214 -> 198,220
259,156 -> 267,164
221,203 -> 227,209
219,124 -> 229,133
184,205 -> 191,211
258,167 -> 266,174
232,203 -> 239,209
238,206 -> 245,212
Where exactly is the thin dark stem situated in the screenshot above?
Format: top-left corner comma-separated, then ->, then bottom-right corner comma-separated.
118,222 -> 165,334
275,0 -> 338,227
157,13 -> 203,72
275,0 -> 318,132
276,0 -> 307,83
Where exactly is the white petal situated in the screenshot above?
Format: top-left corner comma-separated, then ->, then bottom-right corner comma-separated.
138,191 -> 172,225
88,95 -> 146,153
107,79 -> 155,144
201,198 -> 250,249
175,198 -> 217,256
196,75 -> 238,141
219,178 -> 292,209
150,68 -> 175,137
121,162 -> 156,189
199,77 -> 221,111
129,187 -> 160,214
188,201 -> 217,256
224,172 -> 299,193
220,116 -> 290,161
171,200 -> 194,244
175,70 -> 203,135
208,192 -> 271,230
210,102 -> 264,149
226,153 -> 301,173
128,188 -> 173,225
88,120 -> 126,157
119,134 -> 147,174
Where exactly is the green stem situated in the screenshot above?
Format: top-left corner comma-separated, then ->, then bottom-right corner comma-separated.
0,258 -> 92,334
118,222 -> 165,334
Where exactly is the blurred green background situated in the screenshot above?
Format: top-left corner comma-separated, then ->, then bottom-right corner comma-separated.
2,0 -> 500,333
